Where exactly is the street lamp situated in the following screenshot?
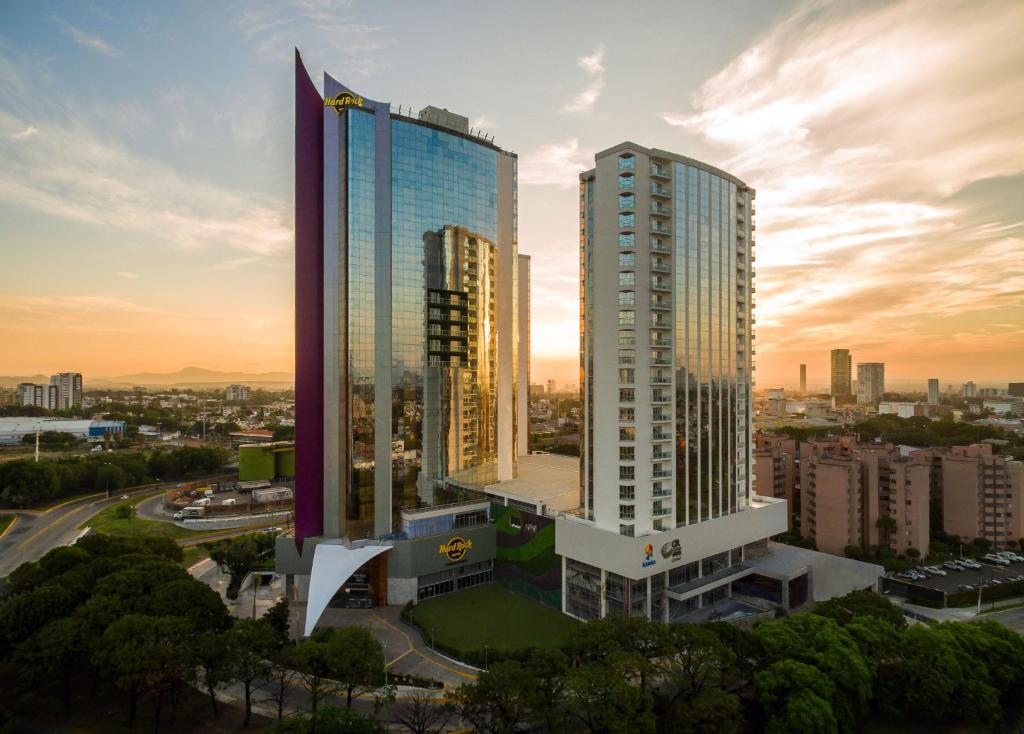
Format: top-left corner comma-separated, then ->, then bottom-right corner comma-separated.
103,461 -> 112,498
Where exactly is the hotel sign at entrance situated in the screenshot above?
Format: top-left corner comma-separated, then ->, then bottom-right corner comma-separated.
325,91 -> 364,114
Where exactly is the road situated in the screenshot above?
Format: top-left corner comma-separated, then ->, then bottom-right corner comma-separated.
0,487 -> 157,577
0,484 -> 280,578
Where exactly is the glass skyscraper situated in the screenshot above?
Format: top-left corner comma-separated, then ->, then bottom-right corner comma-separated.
580,144 -> 755,536
295,53 -> 526,547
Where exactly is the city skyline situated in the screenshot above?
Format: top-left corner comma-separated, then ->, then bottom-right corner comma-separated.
2,0 -> 1023,387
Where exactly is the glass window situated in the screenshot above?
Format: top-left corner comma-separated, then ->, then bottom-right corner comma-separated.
619,193 -> 635,209
618,154 -> 636,170
618,252 -> 635,267
618,368 -> 635,384
619,388 -> 635,402
620,446 -> 635,461
619,524 -> 635,537
618,348 -> 635,364
618,290 -> 635,306
618,310 -> 635,326
619,504 -> 635,519
619,411 -> 635,425
618,174 -> 634,190
619,272 -> 636,288
618,330 -> 635,346
618,213 -> 635,228
618,233 -> 635,248
619,485 -> 635,500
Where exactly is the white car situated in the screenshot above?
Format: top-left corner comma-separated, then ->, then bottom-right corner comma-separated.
961,559 -> 982,569
925,566 -> 947,576
984,555 -> 1010,566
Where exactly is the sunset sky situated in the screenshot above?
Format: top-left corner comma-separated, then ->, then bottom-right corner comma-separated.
1,0 -> 1021,389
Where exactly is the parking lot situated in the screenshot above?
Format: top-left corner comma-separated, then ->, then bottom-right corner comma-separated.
891,559 -> 1024,593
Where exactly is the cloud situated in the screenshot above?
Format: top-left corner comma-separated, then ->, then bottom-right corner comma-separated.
234,2 -> 388,75
518,138 -> 593,187
9,125 -> 37,140
563,47 -> 605,113
660,0 -> 1024,382
0,69 -> 291,259
53,17 -> 119,56
117,271 -> 139,279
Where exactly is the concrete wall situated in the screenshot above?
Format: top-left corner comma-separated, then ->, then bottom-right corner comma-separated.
556,497 -> 786,580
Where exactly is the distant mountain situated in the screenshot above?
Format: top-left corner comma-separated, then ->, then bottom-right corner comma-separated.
92,367 -> 295,388
0,374 -> 50,388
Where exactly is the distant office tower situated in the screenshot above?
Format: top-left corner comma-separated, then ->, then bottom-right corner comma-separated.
799,364 -> 806,393
927,378 -> 939,405
517,254 -> 531,456
547,379 -> 556,394
963,381 -> 977,398
292,53 -> 527,544
226,384 -> 251,402
50,372 -> 82,409
17,382 -> 58,410
830,349 -> 852,398
980,387 -> 1000,398
856,362 -> 885,405
1009,383 -> 1024,398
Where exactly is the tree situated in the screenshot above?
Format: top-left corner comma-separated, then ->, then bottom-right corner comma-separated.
148,578 -> 232,632
324,626 -> 385,709
875,624 -> 963,724
148,616 -> 196,732
523,648 -> 569,733
812,590 -> 906,630
455,660 -> 531,734
17,617 -> 90,717
875,516 -> 897,548
662,688 -> 744,734
291,633 -> 339,712
563,660 -> 654,734
394,691 -> 453,734
660,624 -> 737,707
755,659 -> 838,734
94,614 -> 162,729
205,535 -> 260,598
264,655 -> 301,721
229,618 -> 278,726
274,706 -> 384,733
755,615 -> 871,733
195,631 -> 235,719
263,597 -> 292,648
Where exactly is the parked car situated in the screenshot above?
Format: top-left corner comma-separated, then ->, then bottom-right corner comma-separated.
942,561 -> 961,571
960,559 -> 982,569
991,578 -> 1004,585
984,554 -> 1010,565
959,584 -> 975,591
173,511 -> 183,520
926,565 -> 948,576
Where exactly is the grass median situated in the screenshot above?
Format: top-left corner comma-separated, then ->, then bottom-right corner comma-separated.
80,493 -> 198,540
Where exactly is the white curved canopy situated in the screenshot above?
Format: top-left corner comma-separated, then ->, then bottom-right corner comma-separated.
304,542 -> 392,637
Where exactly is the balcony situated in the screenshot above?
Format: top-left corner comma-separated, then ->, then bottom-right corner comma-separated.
650,297 -> 671,310
650,184 -> 671,198
651,390 -> 671,404
652,487 -> 673,498
651,222 -> 672,235
652,431 -> 673,442
651,338 -> 672,348
650,239 -> 671,253
652,411 -> 671,423
652,449 -> 672,461
650,165 -> 671,179
650,260 -> 671,273
651,357 -> 671,367
651,278 -> 671,292
652,468 -> 672,479
652,504 -> 673,516
651,321 -> 671,332
651,204 -> 671,217
651,373 -> 671,386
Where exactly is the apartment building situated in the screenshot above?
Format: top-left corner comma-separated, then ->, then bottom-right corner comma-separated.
754,434 -> 797,528
942,444 -> 1024,548
856,362 -> 885,405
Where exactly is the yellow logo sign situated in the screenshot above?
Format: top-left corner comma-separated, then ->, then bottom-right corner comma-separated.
439,536 -> 472,562
325,92 -> 364,114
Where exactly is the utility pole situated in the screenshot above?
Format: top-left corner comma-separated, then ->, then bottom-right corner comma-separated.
34,431 -> 40,463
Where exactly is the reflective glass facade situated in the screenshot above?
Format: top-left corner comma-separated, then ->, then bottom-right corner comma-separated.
312,77 -> 521,542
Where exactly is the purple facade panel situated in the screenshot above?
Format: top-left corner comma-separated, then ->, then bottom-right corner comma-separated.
294,50 -> 325,550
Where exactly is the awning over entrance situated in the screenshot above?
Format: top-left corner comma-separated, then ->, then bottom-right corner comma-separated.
305,541 -> 392,636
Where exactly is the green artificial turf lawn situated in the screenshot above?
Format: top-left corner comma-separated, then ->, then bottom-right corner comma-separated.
409,583 -> 578,655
